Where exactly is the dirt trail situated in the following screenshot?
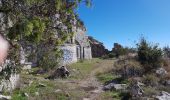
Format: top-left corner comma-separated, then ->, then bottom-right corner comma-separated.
78,59 -> 115,100
56,59 -> 115,100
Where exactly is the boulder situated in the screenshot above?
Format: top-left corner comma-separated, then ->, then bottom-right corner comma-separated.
155,91 -> 170,100
103,81 -> 126,91
0,95 -> 11,100
130,81 -> 144,97
48,66 -> 70,79
156,68 -> 167,76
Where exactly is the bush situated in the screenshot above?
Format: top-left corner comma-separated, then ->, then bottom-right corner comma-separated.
137,37 -> 162,73
143,74 -> 159,86
163,46 -> 170,58
114,58 -> 143,78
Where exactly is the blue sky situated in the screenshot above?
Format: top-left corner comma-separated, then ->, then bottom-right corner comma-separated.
77,0 -> 170,50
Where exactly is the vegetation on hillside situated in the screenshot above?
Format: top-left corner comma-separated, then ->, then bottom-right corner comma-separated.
0,0 -> 92,72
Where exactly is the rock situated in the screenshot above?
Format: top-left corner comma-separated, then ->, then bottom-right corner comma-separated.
22,62 -> 32,70
29,81 -> 33,86
165,80 -> 170,86
24,93 -> 29,97
35,92 -> 39,96
0,94 -> 11,100
156,68 -> 167,76
0,73 -> 20,92
155,91 -> 170,100
37,83 -> 46,87
113,84 -> 127,90
130,81 -> 144,97
54,89 -> 62,93
83,98 -> 90,100
48,66 -> 70,79
103,82 -> 127,91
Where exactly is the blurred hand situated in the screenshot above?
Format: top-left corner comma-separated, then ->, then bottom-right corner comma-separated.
0,35 -> 8,64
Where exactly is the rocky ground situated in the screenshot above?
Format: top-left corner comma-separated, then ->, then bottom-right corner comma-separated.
10,58 -> 116,100
5,57 -> 170,100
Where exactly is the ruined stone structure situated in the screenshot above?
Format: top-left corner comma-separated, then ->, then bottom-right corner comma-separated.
60,27 -> 92,65
18,27 -> 92,66
88,36 -> 109,57
0,4 -> 92,66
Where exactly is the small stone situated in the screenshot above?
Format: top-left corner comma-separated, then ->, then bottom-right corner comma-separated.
103,82 -> 127,91
24,93 -> 29,97
29,81 -> 33,86
35,92 -> 39,96
83,98 -> 90,100
38,83 -> 46,87
156,68 -> 167,76
55,89 -> 62,93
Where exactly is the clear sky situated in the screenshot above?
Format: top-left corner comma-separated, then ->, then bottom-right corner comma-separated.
77,0 -> 170,50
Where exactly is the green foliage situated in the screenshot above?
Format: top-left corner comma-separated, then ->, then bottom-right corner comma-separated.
1,0 -> 92,73
112,46 -> 128,58
38,47 -> 63,70
8,17 -> 46,43
137,37 -> 162,72
163,46 -> 170,58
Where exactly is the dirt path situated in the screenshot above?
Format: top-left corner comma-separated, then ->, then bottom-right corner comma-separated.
55,59 -> 115,100
78,59 -> 115,100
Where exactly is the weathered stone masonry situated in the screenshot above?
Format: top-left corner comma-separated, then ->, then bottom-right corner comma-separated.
60,27 -> 92,65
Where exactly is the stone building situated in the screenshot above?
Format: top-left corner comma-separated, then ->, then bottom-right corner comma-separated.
18,27 -> 92,66
60,27 -> 92,65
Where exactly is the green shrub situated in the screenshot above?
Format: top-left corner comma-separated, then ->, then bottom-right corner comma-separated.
163,46 -> 170,58
137,37 -> 162,73
143,74 -> 159,86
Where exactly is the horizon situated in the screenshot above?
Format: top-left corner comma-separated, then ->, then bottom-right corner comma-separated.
78,0 -> 170,50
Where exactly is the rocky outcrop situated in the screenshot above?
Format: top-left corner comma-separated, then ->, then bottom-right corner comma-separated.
156,68 -> 167,76
0,74 -> 20,92
155,91 -> 170,100
88,36 -> 109,57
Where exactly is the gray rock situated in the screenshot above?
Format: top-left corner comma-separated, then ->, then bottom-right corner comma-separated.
130,81 -> 144,97
165,80 -> 170,86
35,92 -> 39,96
24,93 -> 29,97
54,89 -> 62,93
156,68 -> 167,76
103,82 -> 126,91
38,83 -> 46,87
48,66 -> 70,79
0,74 -> 20,92
0,94 -> 11,100
155,91 -> 170,100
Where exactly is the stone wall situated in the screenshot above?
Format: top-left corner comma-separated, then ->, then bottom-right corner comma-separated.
84,47 -> 92,59
0,73 -> 20,92
60,44 -> 77,65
